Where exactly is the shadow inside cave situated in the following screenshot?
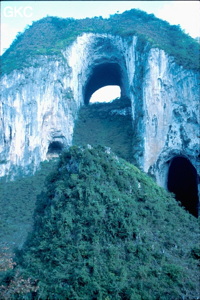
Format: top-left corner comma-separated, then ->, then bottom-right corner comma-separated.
167,156 -> 199,217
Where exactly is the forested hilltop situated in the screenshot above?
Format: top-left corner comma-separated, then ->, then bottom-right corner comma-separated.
0,146 -> 199,299
1,9 -> 199,74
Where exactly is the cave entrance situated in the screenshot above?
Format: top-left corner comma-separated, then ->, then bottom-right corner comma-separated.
84,62 -> 125,105
74,60 -> 133,161
90,85 -> 121,103
167,156 -> 199,217
47,141 -> 63,158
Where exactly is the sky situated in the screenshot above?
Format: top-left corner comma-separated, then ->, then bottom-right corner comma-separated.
1,0 -> 200,102
90,86 -> 121,103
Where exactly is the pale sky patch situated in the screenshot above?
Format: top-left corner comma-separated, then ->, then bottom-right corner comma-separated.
1,23 -> 20,54
156,1 -> 200,38
90,86 -> 121,103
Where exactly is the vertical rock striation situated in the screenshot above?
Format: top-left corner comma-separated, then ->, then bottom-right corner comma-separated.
0,56 -> 79,177
0,33 -> 199,195
142,48 -> 199,188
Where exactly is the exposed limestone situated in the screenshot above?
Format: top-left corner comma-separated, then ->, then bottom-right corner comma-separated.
142,48 -> 200,189
0,33 -> 199,196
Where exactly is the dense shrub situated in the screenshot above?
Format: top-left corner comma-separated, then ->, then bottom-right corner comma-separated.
72,97 -> 134,163
0,159 -> 58,249
2,146 -> 199,299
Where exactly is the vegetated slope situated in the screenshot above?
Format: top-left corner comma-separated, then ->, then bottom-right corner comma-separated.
72,97 -> 134,163
1,146 -> 199,299
1,9 -> 199,75
0,160 -> 57,252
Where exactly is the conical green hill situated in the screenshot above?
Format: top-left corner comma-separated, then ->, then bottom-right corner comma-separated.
13,146 -> 199,299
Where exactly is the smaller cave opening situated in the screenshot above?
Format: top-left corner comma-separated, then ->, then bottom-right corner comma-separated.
47,141 -> 63,158
90,85 -> 121,103
167,156 -> 199,217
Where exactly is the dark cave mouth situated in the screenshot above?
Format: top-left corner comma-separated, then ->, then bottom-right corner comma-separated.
84,62 -> 123,105
47,141 -> 64,156
167,156 -> 199,217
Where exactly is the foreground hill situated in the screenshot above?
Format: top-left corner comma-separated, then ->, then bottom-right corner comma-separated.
1,146 -> 199,299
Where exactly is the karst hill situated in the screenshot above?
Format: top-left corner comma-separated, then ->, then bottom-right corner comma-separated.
1,9 -> 199,75
1,146 -> 200,299
0,8 -> 199,299
0,9 -> 199,188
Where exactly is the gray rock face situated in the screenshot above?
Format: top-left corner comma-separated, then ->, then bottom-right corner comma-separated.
142,49 -> 200,188
0,33 -> 199,195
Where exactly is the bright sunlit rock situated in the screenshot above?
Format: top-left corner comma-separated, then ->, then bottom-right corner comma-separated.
90,85 -> 121,103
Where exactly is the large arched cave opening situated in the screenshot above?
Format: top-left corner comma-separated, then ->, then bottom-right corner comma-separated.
167,156 -> 199,217
84,62 -> 125,104
73,61 -> 134,162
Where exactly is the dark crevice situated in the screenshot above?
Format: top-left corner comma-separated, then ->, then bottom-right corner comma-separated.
167,156 -> 199,217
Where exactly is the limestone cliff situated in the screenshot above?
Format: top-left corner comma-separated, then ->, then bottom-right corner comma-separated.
0,23 -> 199,196
142,48 -> 200,188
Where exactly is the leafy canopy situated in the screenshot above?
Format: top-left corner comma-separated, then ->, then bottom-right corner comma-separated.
10,146 -> 199,299
1,9 -> 199,75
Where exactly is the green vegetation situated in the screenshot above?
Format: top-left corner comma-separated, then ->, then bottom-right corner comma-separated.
0,160 -> 57,249
1,9 -> 199,75
1,146 -> 199,299
73,97 -> 134,163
